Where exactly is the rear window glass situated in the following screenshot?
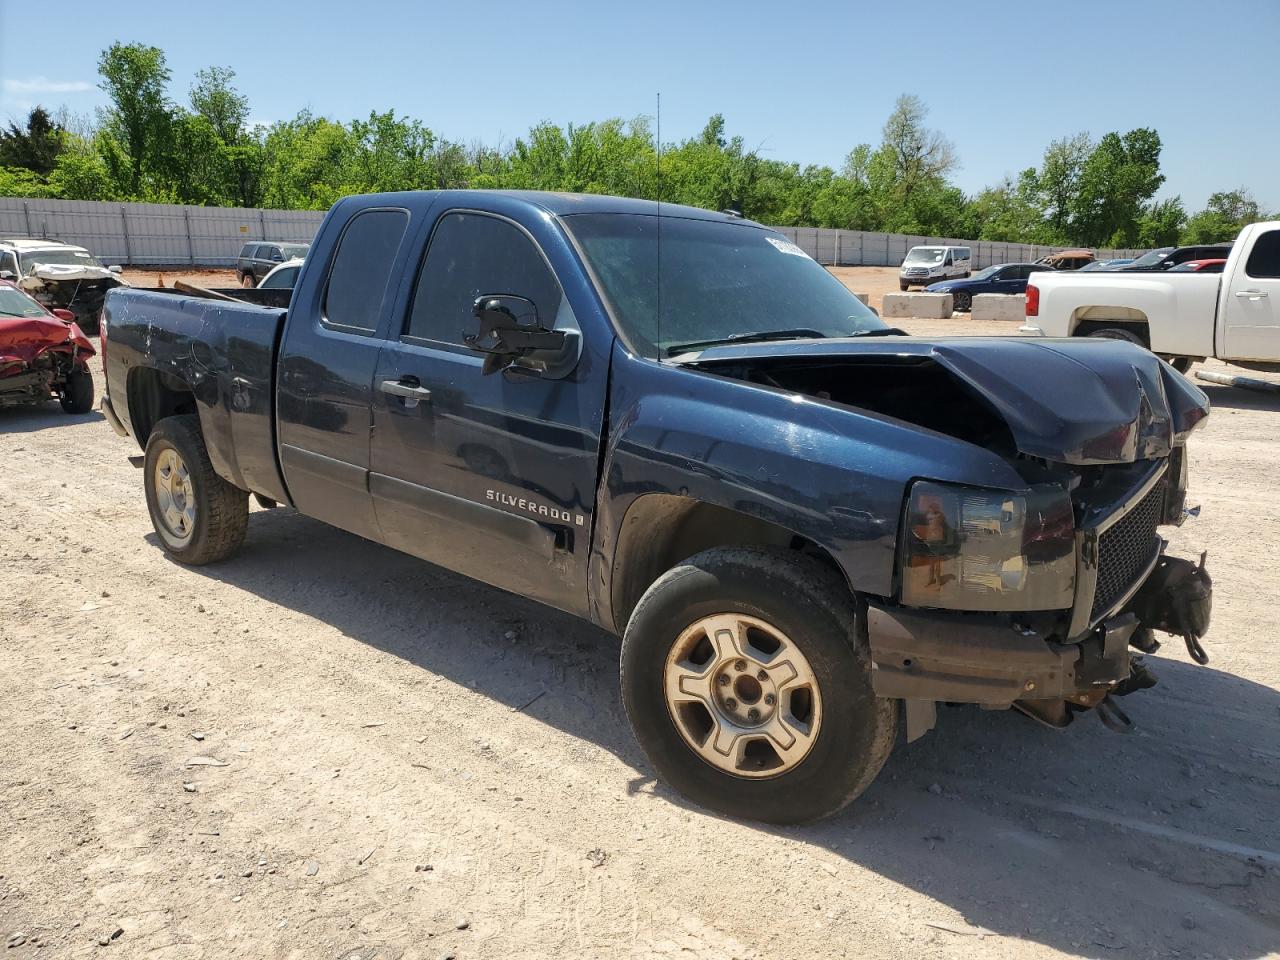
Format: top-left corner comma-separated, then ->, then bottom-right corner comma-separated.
323,209 -> 409,332
1245,230 -> 1280,279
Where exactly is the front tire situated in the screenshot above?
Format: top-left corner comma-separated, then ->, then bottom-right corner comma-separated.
952,290 -> 972,312
620,547 -> 897,825
59,367 -> 94,414
1167,356 -> 1193,374
240,272 -> 255,289
144,415 -> 248,565
899,282 -> 909,291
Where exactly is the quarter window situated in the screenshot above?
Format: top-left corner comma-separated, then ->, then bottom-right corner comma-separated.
322,209 -> 409,332
1245,230 -> 1280,279
405,212 -> 562,344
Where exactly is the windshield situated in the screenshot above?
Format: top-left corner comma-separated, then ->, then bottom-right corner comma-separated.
565,214 -> 886,356
904,247 -> 945,264
1128,248 -> 1174,269
279,244 -> 309,260
0,285 -> 49,318
971,264 -> 1003,281
19,248 -> 104,271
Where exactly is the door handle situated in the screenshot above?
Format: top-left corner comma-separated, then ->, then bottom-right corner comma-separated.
380,378 -> 432,401
1235,289 -> 1269,299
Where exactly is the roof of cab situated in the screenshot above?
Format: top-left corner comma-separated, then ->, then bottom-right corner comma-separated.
337,189 -> 766,226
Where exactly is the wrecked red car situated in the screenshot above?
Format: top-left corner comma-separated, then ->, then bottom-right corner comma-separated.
0,279 -> 96,413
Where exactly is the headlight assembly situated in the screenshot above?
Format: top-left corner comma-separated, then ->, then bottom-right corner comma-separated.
901,481 -> 1076,612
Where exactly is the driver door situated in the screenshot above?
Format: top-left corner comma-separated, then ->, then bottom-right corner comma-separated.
368,209 -> 601,614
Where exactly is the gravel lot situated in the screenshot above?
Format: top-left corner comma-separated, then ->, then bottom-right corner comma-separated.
1,273 -> 1278,958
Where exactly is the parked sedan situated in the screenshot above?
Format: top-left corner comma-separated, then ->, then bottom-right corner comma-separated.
1168,258 -> 1227,273
0,279 -> 96,413
1079,258 -> 1135,271
925,262 -> 1049,312
257,257 -> 305,290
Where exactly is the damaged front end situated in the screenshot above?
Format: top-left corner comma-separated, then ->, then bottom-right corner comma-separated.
19,264 -> 128,334
685,336 -> 1214,737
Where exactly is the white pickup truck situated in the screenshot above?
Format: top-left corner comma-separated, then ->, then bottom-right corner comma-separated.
1021,221 -> 1280,373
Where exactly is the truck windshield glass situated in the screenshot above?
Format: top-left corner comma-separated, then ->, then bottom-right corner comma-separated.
20,249 -> 103,271
0,286 -> 48,318
565,214 -> 885,356
905,247 -> 945,264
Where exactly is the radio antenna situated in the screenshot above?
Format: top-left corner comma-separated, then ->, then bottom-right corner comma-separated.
655,92 -> 662,359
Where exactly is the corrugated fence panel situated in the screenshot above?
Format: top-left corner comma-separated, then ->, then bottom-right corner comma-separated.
0,196 -> 1157,269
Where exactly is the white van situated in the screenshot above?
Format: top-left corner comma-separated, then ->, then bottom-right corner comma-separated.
898,245 -> 971,289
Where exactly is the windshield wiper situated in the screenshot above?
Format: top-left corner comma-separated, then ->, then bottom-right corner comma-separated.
664,328 -> 827,356
848,327 -> 907,337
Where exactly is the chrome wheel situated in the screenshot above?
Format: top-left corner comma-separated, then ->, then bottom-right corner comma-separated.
663,613 -> 823,779
153,448 -> 196,547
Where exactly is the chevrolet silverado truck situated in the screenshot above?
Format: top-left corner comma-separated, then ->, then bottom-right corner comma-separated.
100,191 -> 1215,824
1021,221 -> 1280,374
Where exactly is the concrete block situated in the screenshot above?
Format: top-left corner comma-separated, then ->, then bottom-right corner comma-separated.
908,292 -> 954,319
880,293 -> 913,318
971,293 -> 1026,322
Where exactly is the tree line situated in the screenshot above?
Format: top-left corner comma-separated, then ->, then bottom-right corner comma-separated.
0,42 -> 1269,249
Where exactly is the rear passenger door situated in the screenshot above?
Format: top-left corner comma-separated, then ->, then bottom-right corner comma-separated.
368,208 -> 605,615
276,206 -> 414,541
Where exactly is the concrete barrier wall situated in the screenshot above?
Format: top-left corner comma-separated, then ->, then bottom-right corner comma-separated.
1,196 -> 1147,269
882,292 -> 953,319
971,294 -> 1027,322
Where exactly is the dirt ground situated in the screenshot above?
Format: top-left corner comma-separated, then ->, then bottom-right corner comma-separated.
2,295 -> 1279,959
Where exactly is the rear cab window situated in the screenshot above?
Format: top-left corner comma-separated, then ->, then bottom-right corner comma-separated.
321,208 -> 410,334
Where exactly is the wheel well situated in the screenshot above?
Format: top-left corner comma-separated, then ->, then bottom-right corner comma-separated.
126,366 -> 198,448
610,494 -> 847,633
1070,308 -> 1151,346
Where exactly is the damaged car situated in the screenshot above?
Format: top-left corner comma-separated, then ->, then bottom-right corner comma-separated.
99,191 -> 1214,824
0,279 -> 96,413
0,237 -> 127,334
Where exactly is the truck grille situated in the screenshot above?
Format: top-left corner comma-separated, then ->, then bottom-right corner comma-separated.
1091,480 -> 1165,619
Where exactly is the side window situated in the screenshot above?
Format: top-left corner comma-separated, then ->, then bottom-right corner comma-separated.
1245,230 -> 1280,279
0,250 -> 17,275
238,244 -> 254,259
262,265 -> 299,289
404,211 -> 563,345
944,251 -> 954,266
322,208 -> 410,333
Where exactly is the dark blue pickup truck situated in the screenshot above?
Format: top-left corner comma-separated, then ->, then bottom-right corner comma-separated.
100,190 -> 1214,824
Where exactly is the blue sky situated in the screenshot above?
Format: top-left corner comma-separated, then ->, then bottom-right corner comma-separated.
1,0 -> 1275,211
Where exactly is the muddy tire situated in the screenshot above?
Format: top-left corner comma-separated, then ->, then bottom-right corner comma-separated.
620,547 -> 897,825
59,368 -> 94,414
143,415 -> 248,565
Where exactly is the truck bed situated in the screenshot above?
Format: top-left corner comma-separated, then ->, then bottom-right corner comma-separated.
101,287 -> 291,505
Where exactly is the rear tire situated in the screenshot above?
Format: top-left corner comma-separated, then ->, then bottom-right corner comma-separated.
952,290 -> 972,312
1084,326 -> 1147,347
1167,356 -> 1193,374
620,547 -> 897,825
59,367 -> 94,414
143,415 -> 248,565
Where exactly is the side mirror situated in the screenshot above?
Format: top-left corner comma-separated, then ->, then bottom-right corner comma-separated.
466,295 -> 568,376
0,270 -> 16,281
107,264 -> 123,274
51,308 -> 77,323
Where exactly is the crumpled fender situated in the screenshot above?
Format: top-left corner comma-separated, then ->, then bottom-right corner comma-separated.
0,315 -> 95,375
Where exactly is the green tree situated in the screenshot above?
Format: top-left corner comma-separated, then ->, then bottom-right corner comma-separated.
876,94 -> 956,203
0,107 -> 65,175
46,149 -> 116,200
190,66 -> 250,144
1071,129 -> 1165,247
1137,196 -> 1187,247
97,42 -> 174,196
1182,188 -> 1264,243
1036,132 -> 1091,242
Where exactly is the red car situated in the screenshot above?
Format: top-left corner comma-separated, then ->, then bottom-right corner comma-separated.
1168,258 -> 1228,273
0,279 -> 96,413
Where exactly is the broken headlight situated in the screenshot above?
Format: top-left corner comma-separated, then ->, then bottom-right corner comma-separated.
901,481 -> 1076,612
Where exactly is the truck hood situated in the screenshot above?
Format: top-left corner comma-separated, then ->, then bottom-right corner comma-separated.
685,335 -> 1210,465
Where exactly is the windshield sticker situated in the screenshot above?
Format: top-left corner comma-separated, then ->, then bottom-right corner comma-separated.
766,237 -> 809,258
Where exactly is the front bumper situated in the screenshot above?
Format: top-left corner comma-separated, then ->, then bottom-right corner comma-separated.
866,549 -> 1213,736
